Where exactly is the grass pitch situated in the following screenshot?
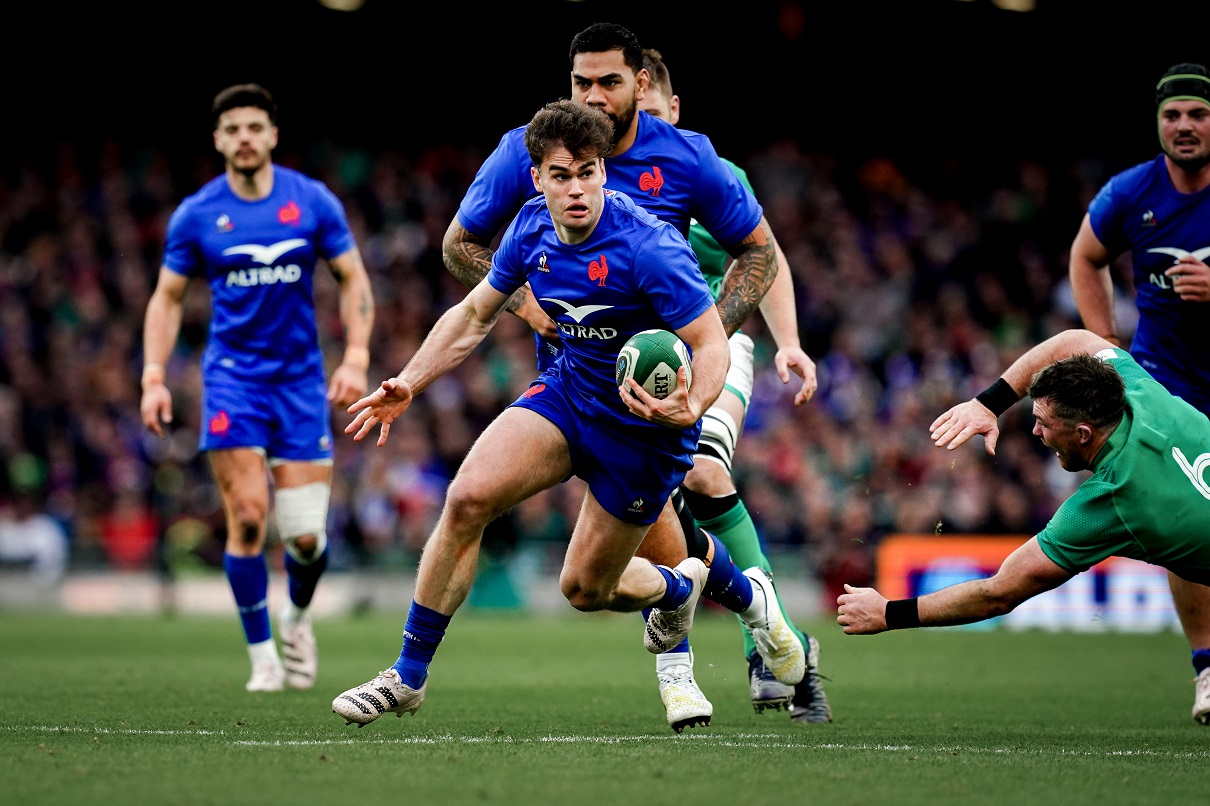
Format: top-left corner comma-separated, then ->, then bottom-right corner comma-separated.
1,607 -> 1204,805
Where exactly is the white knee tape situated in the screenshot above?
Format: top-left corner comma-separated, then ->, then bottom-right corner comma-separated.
275,482 -> 330,561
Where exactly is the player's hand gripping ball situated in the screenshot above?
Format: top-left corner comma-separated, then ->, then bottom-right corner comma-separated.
615,329 -> 692,400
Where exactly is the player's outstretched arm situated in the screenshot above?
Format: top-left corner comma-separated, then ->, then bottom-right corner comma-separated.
442,219 -> 557,338
837,538 -> 1073,634
140,268 -> 189,437
326,247 -> 375,408
347,279 -> 510,445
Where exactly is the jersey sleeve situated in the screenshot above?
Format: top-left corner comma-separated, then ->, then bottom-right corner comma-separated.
456,128 -> 535,239
1086,175 -> 1129,258
312,181 -> 357,259
1035,478 -> 1132,572
634,227 -> 715,330
485,215 -> 526,296
685,134 -> 763,249
161,203 -> 202,277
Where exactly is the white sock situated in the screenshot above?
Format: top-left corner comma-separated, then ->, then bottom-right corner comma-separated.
656,650 -> 693,673
247,639 -> 280,667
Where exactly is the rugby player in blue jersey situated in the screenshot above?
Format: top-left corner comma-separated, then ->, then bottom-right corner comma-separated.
1068,63 -> 1210,723
140,84 -> 375,693
441,21 -> 816,731
332,101 -> 803,729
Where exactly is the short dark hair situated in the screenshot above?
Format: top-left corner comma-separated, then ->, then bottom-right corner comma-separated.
523,100 -> 614,168
643,48 -> 672,98
1027,353 -> 1125,430
212,83 -> 277,128
569,22 -> 644,76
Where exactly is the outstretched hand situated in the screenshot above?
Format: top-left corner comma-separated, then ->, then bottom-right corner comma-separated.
836,583 -> 889,634
930,399 -> 1002,455
619,367 -> 698,429
345,377 -> 415,446
775,345 -> 818,406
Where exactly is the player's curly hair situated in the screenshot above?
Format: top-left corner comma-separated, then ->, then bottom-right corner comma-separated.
524,100 -> 614,168
569,22 -> 644,76
1027,353 -> 1125,429
212,83 -> 277,128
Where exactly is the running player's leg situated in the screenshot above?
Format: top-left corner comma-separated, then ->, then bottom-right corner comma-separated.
268,378 -> 337,690
1168,572 -> 1210,724
209,446 -> 281,692
334,406 -> 570,725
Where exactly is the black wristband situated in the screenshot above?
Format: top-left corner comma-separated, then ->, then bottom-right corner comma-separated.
884,597 -> 921,630
974,378 -> 1018,416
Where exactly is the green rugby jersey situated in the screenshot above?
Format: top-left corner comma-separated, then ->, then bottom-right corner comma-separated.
1037,348 -> 1210,584
687,158 -> 748,302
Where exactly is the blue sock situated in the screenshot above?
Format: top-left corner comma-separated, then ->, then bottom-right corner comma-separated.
701,532 -> 754,613
653,565 -> 694,610
1193,649 -> 1210,675
223,553 -> 271,644
393,600 -> 452,689
284,546 -> 329,609
642,608 -> 690,653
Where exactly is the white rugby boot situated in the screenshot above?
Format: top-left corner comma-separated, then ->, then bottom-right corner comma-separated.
739,567 -> 805,685
656,650 -> 713,733
644,558 -> 708,654
333,668 -> 425,727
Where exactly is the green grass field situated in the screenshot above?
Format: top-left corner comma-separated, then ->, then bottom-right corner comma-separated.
1,608 -> 1205,806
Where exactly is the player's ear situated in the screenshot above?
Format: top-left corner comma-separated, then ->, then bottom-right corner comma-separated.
669,95 -> 681,125
530,166 -> 541,192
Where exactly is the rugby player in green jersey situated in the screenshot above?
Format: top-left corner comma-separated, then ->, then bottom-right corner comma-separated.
637,48 -> 830,726
837,328 -> 1210,724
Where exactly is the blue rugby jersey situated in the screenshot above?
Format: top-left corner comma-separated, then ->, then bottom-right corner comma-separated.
487,189 -> 714,429
458,111 -> 762,247
161,166 -> 356,384
1088,154 -> 1210,414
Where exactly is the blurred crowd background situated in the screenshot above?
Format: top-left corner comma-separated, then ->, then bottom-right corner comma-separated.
0,0 -> 1175,609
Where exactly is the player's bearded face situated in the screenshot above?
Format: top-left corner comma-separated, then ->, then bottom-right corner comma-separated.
1032,402 -> 1087,472
1160,100 -> 1210,170
571,53 -> 640,147
214,108 -> 277,176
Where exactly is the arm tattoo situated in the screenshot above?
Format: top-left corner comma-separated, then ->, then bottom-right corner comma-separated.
443,222 -> 527,314
716,240 -> 777,337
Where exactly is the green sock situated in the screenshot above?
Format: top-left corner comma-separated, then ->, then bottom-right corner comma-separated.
695,499 -> 810,659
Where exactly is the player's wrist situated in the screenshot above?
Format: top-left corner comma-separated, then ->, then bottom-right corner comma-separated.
974,378 -> 1018,416
141,363 -> 166,389
884,597 -> 921,630
342,346 -> 370,371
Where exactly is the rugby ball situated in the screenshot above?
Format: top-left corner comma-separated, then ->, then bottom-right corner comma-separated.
615,329 -> 691,400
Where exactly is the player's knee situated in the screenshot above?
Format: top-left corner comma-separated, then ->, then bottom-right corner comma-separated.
559,574 -> 611,612
442,477 -> 502,530
275,482 -> 330,563
683,458 -> 733,496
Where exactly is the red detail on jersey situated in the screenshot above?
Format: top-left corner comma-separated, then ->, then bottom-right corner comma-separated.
278,201 -> 301,225
522,383 -> 546,398
588,255 -> 609,287
638,166 -> 664,196
209,410 -> 231,436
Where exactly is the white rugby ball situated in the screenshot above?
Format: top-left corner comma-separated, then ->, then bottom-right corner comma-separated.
615,329 -> 691,400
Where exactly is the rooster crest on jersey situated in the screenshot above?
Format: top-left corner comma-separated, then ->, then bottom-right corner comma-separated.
615,329 -> 691,400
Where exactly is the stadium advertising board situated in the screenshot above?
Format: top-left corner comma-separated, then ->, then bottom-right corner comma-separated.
877,534 -> 1179,633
